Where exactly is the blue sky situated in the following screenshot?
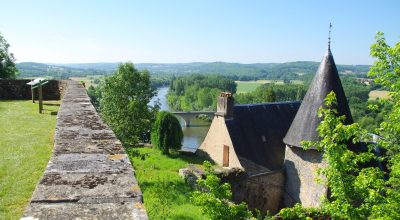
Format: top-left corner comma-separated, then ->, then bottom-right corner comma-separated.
0,0 -> 399,64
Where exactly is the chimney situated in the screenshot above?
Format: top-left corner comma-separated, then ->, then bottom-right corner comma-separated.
216,92 -> 234,118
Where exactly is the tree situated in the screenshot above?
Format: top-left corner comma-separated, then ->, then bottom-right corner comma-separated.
261,88 -> 276,102
0,32 -> 18,79
100,63 -> 157,146
151,111 -> 183,155
367,32 -> 400,219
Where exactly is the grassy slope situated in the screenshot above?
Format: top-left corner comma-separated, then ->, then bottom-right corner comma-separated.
127,147 -> 207,220
0,100 -> 59,219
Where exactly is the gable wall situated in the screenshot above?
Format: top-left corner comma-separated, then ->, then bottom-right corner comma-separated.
197,116 -> 242,168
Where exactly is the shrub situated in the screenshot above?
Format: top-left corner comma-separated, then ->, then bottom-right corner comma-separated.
151,111 -> 183,155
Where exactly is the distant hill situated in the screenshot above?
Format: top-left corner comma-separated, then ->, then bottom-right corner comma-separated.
17,61 -> 370,80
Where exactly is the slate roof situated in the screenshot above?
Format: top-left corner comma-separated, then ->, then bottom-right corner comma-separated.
283,47 -> 353,148
225,101 -> 300,171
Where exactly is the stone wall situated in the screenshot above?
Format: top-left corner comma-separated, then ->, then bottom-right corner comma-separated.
221,169 -> 285,215
0,79 -> 68,100
283,146 -> 327,208
22,81 -> 148,219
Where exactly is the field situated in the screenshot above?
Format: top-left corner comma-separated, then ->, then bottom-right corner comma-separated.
127,147 -> 207,220
0,100 -> 60,219
69,75 -> 103,88
369,90 -> 390,100
235,80 -> 303,93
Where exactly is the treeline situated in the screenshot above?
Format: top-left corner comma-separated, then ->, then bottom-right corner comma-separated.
17,62 -> 111,79
17,61 -> 370,83
235,83 -> 308,104
167,74 -> 236,111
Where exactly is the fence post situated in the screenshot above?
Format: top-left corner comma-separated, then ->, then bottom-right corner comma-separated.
38,80 -> 43,113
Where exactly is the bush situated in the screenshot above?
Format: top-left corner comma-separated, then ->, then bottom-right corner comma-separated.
151,111 -> 183,155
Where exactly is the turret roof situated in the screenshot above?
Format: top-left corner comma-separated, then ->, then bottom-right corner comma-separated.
283,46 -> 353,148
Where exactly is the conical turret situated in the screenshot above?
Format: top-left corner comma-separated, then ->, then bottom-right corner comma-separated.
283,45 -> 353,148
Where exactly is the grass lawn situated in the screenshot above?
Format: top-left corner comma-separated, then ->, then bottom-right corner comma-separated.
0,100 -> 60,219
127,147 -> 208,220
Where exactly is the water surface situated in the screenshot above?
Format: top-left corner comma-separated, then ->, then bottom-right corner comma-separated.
150,87 -> 211,151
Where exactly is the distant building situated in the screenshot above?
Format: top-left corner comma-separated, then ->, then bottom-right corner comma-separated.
197,43 -> 353,213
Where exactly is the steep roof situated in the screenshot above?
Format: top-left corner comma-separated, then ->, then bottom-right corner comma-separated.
226,101 -> 300,171
283,47 -> 353,148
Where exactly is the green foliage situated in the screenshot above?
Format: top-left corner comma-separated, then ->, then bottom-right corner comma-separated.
277,203 -> 327,220
191,161 -> 254,220
151,111 -> 183,155
168,74 -> 237,111
235,83 -> 307,104
87,85 -> 101,110
0,32 -> 18,79
301,92 -> 386,219
368,32 -> 400,219
99,63 -> 158,146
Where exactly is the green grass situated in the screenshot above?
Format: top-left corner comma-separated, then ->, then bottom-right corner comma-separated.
236,81 -> 264,93
0,100 -> 60,219
127,147 -> 208,220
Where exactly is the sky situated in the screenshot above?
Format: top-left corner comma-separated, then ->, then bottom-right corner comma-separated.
0,0 -> 399,65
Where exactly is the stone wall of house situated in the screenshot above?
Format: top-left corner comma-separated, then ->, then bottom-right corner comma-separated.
283,146 -> 327,208
220,169 -> 285,214
0,79 -> 68,100
197,116 -> 242,168
22,81 -> 148,219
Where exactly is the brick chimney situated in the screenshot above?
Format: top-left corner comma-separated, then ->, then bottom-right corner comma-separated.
216,92 -> 234,118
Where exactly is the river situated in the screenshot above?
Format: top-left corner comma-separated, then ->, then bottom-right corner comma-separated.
150,87 -> 211,152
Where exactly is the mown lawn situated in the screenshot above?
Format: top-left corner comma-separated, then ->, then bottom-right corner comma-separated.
0,100 -> 59,219
127,147 -> 208,220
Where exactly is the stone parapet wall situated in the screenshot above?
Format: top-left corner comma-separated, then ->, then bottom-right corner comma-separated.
0,79 -> 68,100
22,81 -> 148,219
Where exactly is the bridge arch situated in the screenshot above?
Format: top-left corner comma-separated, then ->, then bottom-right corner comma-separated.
171,111 -> 215,127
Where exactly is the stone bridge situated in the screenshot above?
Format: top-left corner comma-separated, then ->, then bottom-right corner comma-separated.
171,111 -> 215,127
22,81 -> 148,219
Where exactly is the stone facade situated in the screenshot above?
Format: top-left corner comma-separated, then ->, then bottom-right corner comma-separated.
283,146 -> 327,207
0,79 -> 68,100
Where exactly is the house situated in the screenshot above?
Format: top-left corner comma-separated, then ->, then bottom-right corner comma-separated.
197,42 -> 353,213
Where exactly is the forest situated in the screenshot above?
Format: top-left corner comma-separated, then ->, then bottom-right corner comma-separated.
167,74 -> 236,111
166,73 -> 387,132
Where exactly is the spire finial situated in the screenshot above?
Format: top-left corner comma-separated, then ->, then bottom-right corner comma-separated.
328,23 -> 332,49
